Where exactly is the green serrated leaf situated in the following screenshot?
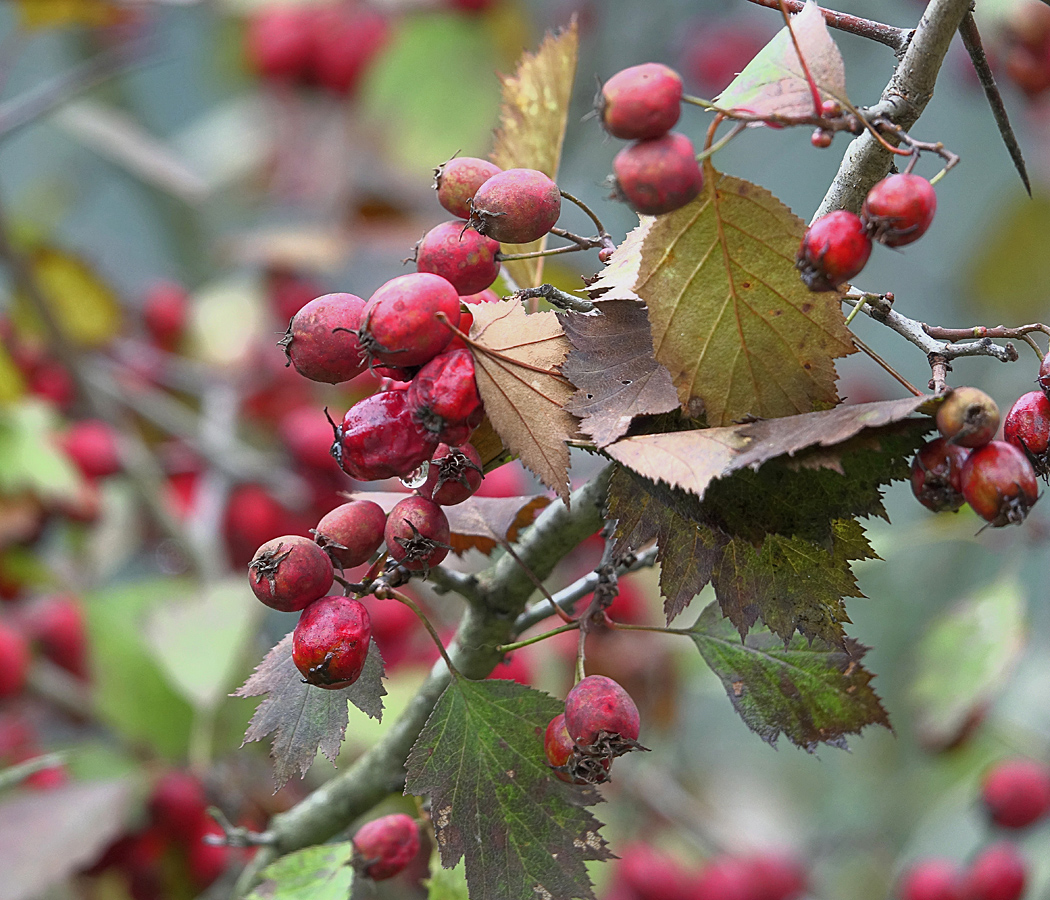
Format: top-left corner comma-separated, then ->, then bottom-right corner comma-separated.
405,678 -> 611,900
248,842 -> 356,900
688,601 -> 890,751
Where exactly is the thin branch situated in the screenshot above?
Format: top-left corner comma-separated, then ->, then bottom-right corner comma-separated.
744,0 -> 912,54
511,284 -> 595,313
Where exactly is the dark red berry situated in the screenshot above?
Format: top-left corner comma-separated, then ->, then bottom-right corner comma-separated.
962,842 -> 1027,900
1003,390 -> 1050,476
544,712 -> 610,784
248,535 -> 334,612
862,173 -> 937,247
22,594 -> 88,680
142,281 -> 188,351
937,387 -> 1000,448
612,132 -> 703,216
311,6 -> 389,96
352,813 -> 420,880
279,405 -> 340,471
434,157 -> 502,220
293,595 -> 372,689
1037,355 -> 1050,395
333,391 -> 439,481
0,620 -> 29,698
599,63 -> 683,140
245,6 -> 314,82
313,500 -> 387,569
359,273 -> 461,369
59,419 -> 121,480
419,442 -> 484,506
384,496 -> 451,573
415,221 -> 501,296
279,293 -> 368,384
468,168 -> 561,244
961,441 -> 1039,527
981,758 -> 1050,829
406,348 -> 484,445
898,858 -> 963,900
563,674 -> 641,748
911,437 -> 970,513
187,816 -> 230,888
149,770 -> 208,843
796,210 -> 872,292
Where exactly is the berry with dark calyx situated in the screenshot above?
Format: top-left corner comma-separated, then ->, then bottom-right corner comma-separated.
599,63 -> 683,140
313,500 -> 387,569
419,442 -> 484,506
897,858 -> 963,900
405,348 -> 484,445
149,770 -> 208,843
961,441 -> 1039,528
311,5 -> 389,97
1003,390 -> 1050,476
612,132 -> 704,216
292,595 -> 372,689
414,221 -> 501,296
142,281 -> 189,351
981,758 -> 1050,829
59,419 -> 121,481
359,273 -> 461,369
0,620 -> 29,698
796,210 -> 872,292
862,173 -> 937,247
563,674 -> 642,758
544,713 -> 611,784
434,156 -> 502,219
332,391 -> 439,481
248,535 -> 334,612
279,293 -> 368,384
384,496 -> 451,574
911,437 -> 970,513
937,386 -> 1000,448
961,842 -> 1027,900
468,168 -> 561,244
352,813 -> 421,881
22,594 -> 88,679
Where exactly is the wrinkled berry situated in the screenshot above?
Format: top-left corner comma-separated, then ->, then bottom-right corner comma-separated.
564,674 -> 641,751
911,437 -> 970,513
961,440 -> 1039,527
406,348 -> 484,445
293,595 -> 372,689
937,386 -> 1000,449
333,391 -> 439,481
248,535 -> 334,612
1003,390 -> 1050,476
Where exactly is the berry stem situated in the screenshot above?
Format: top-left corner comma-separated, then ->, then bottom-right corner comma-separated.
558,189 -> 615,253
380,585 -> 461,677
777,0 -> 824,117
499,539 -> 576,624
512,283 -> 595,313
850,334 -> 924,397
922,323 -> 1048,359
695,122 -> 747,162
496,621 -> 580,654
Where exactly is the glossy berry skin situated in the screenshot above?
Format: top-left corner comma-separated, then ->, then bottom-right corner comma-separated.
937,387 -> 1001,449
599,63 -> 683,140
1003,391 -> 1050,475
796,210 -> 872,292
435,157 -> 502,219
419,442 -> 484,506
313,500 -> 387,569
981,758 -> 1050,829
293,595 -> 372,689
898,858 -> 963,900
248,535 -> 334,612
359,273 -> 461,369
334,390 -> 439,481
59,419 -> 121,481
245,6 -> 314,83
142,281 -> 188,351
862,173 -> 937,247
22,594 -> 88,680
564,675 -> 640,746
352,813 -> 420,880
149,770 -> 208,843
961,441 -> 1039,528
311,6 -> 389,96
612,132 -> 704,216
384,496 -> 451,572
962,842 -> 1027,900
280,293 -> 368,384
0,620 -> 29,698
406,349 -> 484,445
911,437 -> 970,513
468,168 -> 562,244
415,221 -> 501,296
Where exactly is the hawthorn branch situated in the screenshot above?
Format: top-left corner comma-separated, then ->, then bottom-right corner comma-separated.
744,0 -> 913,54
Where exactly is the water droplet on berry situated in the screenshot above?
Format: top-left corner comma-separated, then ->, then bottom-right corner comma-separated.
400,461 -> 430,489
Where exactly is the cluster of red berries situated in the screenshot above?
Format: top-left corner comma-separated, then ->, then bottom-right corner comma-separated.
351,812 -> 422,882
898,757 -> 1050,900
797,171 -> 938,292
599,63 -> 705,216
911,381 -> 1042,527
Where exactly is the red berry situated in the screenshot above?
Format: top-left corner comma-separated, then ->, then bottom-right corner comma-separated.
746,852 -> 808,900
415,221 -> 501,296
612,132 -> 704,216
911,437 -> 970,513
961,441 -> 1039,527
359,273 -> 461,369
187,817 -> 230,888
468,169 -> 562,244
279,405 -> 341,472
434,157 -> 502,220
811,128 -> 833,148
981,758 -> 1050,829
543,711 -> 611,785
352,813 -> 420,881
313,500 -> 387,569
544,712 -> 575,773
616,842 -> 694,900
248,535 -> 334,612
59,419 -> 121,480
0,619 -> 30,698
333,390 -> 440,481
419,442 -> 484,506
599,63 -> 683,141
962,843 -> 1027,900
898,858 -> 963,900
223,484 -> 303,569
1003,390 -> 1050,475
680,21 -> 770,94
142,281 -> 188,351
796,210 -> 872,292
692,856 -> 758,900
293,595 -> 372,689
563,674 -> 640,747
280,293 -> 368,384
862,173 -> 937,247
359,593 -> 422,672
937,387 -> 1000,449
22,594 -> 88,680
384,496 -> 451,573
149,770 -> 208,843
311,6 -> 390,96
405,348 -> 484,445
245,6 -> 314,83
1037,355 -> 1050,396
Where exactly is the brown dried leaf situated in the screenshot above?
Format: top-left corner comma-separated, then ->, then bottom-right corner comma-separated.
559,301 -> 680,447
468,301 -> 578,502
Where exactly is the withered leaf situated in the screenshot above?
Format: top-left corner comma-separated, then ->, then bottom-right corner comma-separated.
559,301 -> 679,447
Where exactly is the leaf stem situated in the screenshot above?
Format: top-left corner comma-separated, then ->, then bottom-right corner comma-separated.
379,585 -> 460,678
744,0 -> 913,54
777,0 -> 824,116
497,621 -> 579,653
